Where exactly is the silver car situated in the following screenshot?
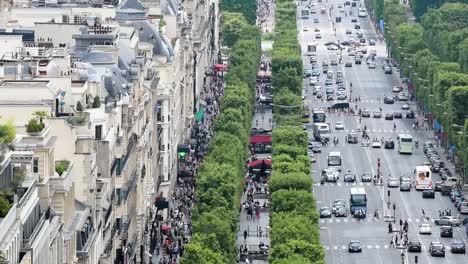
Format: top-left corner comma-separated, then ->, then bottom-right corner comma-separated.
387,177 -> 399,188
434,216 -> 461,226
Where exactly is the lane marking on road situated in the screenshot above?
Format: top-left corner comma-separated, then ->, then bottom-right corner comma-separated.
341,246 -> 347,250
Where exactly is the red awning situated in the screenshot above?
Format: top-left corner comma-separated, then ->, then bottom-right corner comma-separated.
250,135 -> 272,144
215,64 -> 228,72
249,159 -> 272,168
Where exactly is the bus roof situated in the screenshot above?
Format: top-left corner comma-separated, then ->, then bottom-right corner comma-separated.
350,187 -> 366,195
415,165 -> 431,171
328,151 -> 341,156
398,134 -> 413,138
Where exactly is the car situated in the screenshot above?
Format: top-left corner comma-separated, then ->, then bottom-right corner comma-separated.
314,18 -> 319,23
345,61 -> 353,67
314,27 -> 320,32
309,142 -> 322,153
423,188 -> 435,199
346,29 -> 352,34
361,110 -> 371,117
387,177 -> 399,187
401,103 -> 410,110
327,45 -> 339,50
316,91 -> 323,98
393,112 -> 402,119
359,38 -> 366,44
419,223 -> 432,234
407,240 -> 422,252
463,217 -> 468,225
323,168 -> 340,183
330,59 -> 338,65
351,18 -> 357,23
335,121 -> 345,130
331,199 -> 346,213
372,111 -> 381,118
400,181 -> 411,191
304,69 -> 312,77
369,39 -> 376,46
440,225 -> 453,237
335,206 -> 348,217
450,242 -> 466,254
355,23 -> 361,29
368,62 -> 376,69
303,26 -> 309,31
371,141 -> 382,148
406,110 -> 415,119
312,69 -> 321,76
336,78 -> 344,84
361,172 -> 372,182
343,172 -> 356,183
336,93 -> 347,100
347,133 -> 358,144
383,96 -> 394,104
398,92 -> 408,101
434,181 -> 443,192
434,216 -> 461,226
310,56 -> 318,63
384,66 -> 393,74
385,113 -> 394,120
392,86 -> 401,93
348,241 -> 363,253
384,140 -> 395,149
325,87 -> 334,95
430,242 -> 445,257
319,207 -> 332,218
315,33 -> 322,39
355,58 -> 362,64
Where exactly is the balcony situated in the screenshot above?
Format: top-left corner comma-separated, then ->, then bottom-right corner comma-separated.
50,161 -> 74,194
122,169 -> 138,202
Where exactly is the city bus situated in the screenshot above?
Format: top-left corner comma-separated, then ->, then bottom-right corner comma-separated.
312,109 -> 326,123
327,151 -> 342,171
350,187 -> 367,214
358,8 -> 367,17
398,134 -> 413,154
301,9 -> 310,19
414,165 -> 432,191
307,42 -> 317,56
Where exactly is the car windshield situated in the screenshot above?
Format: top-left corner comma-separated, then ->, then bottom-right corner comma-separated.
329,156 -> 341,165
351,194 -> 366,205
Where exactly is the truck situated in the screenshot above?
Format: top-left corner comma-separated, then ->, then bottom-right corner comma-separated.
441,177 -> 459,195
313,123 -> 331,141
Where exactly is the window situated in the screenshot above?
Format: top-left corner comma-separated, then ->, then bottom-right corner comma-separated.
95,125 -> 102,140
33,158 -> 39,173
62,15 -> 70,23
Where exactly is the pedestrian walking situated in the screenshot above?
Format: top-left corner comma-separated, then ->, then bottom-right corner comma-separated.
390,238 -> 395,248
243,230 -> 248,241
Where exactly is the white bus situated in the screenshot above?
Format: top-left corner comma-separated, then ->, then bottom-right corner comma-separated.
414,165 -> 432,190
398,134 -> 413,154
350,187 -> 367,214
307,42 -> 317,56
327,151 -> 342,171
358,8 -> 367,17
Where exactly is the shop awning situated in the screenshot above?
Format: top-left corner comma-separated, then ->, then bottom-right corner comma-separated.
250,135 -> 272,144
196,108 -> 205,122
215,64 -> 228,72
249,159 -> 272,168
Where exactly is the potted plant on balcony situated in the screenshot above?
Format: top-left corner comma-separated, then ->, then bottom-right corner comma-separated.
55,160 -> 70,176
26,111 -> 48,135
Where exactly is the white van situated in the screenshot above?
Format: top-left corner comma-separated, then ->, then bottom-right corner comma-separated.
460,201 -> 468,214
327,151 -> 342,171
327,70 -> 333,79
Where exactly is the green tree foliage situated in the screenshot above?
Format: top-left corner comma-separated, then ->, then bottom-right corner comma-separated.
269,172 -> 312,193
271,190 -> 318,223
220,0 -> 257,25
412,0 -> 468,20
179,240 -> 224,264
272,144 -> 306,159
445,86 -> 468,144
221,12 -> 249,47
273,127 -> 308,146
270,239 -> 325,263
26,118 -> 45,133
368,0 -> 385,20
0,196 -> 12,217
270,212 -> 320,246
0,120 -> 16,144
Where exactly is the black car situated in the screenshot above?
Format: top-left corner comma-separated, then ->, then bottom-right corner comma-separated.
385,113 -> 394,120
348,241 -> 363,253
384,140 -> 395,149
361,172 -> 372,182
384,66 -> 392,74
393,112 -> 403,119
347,132 -> 358,143
440,226 -> 453,237
406,110 -> 415,118
423,189 -> 435,199
343,173 -> 356,183
407,240 -> 422,252
355,58 -> 362,64
383,96 -> 394,104
319,207 -> 332,218
450,242 -> 466,254
463,218 -> 468,225
430,242 -> 445,257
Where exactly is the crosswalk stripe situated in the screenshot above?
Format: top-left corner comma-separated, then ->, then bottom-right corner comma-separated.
415,219 -> 420,223
367,245 -> 373,249
341,246 -> 347,250
384,245 -> 389,249
333,246 -> 338,250
328,219 -> 333,223
336,219 -> 341,223
407,219 -> 411,223
344,218 -> 348,223
375,245 -> 380,249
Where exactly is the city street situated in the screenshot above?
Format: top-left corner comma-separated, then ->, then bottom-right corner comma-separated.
298,1 -> 468,264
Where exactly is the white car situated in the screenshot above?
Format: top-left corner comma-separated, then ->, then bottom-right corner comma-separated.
314,27 -> 320,32
315,33 -> 322,39
303,26 -> 309,31
401,103 -> 409,110
309,77 -> 318,85
371,141 -> 382,148
419,223 -> 432,235
387,177 -> 399,187
335,121 -> 345,130
392,86 -> 401,92
328,45 -> 339,50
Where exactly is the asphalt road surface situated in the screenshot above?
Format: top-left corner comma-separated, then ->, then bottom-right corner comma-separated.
297,0 -> 468,263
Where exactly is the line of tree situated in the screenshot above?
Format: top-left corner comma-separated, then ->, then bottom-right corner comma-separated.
178,5 -> 262,264
383,0 -> 468,172
367,0 -> 385,20
409,0 -> 466,20
268,1 -> 325,263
